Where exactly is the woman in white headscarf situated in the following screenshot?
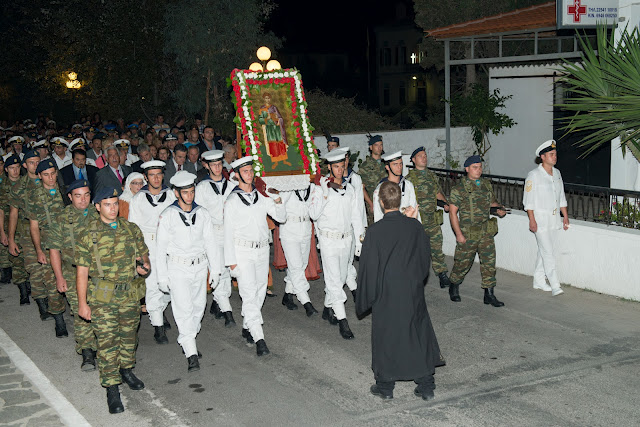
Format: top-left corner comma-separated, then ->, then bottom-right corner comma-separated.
118,172 -> 145,219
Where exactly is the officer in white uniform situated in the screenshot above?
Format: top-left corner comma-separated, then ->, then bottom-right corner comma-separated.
224,156 -> 286,356
156,171 -> 220,372
128,160 -> 176,343
278,183 -> 319,316
51,138 -> 72,170
194,150 -> 235,326
309,150 -> 364,340
69,138 -> 97,167
523,140 -> 569,296
4,136 -> 26,161
372,151 -> 420,223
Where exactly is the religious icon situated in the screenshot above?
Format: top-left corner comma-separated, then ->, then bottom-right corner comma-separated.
258,92 -> 292,169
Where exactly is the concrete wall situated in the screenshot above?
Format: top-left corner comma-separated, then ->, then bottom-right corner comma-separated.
314,127 -> 475,173
440,209 -> 640,301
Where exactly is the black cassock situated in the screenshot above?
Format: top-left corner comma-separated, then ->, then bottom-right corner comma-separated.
356,211 -> 442,381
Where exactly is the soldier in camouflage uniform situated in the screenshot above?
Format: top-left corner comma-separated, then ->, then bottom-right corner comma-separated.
358,135 -> 386,226
406,147 -> 452,288
76,187 -> 150,414
25,159 -> 69,337
0,155 -> 29,303
448,155 -> 506,307
48,179 -> 99,371
0,156 -> 11,285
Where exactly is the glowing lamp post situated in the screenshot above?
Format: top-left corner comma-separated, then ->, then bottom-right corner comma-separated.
249,46 -> 281,72
66,72 -> 81,89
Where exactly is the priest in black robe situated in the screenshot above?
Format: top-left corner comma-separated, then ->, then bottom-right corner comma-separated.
356,180 -> 443,400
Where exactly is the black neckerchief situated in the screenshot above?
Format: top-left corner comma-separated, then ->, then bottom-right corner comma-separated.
295,187 -> 310,202
209,178 -> 228,196
380,176 -> 406,194
145,191 -> 167,207
169,201 -> 199,226
232,185 -> 258,206
344,168 -> 354,184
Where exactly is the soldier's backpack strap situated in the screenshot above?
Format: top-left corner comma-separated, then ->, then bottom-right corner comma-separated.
67,211 -> 76,261
91,222 -> 104,278
39,189 -> 53,227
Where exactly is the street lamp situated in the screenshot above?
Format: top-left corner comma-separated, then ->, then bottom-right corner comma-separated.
250,46 -> 281,72
66,71 -> 81,89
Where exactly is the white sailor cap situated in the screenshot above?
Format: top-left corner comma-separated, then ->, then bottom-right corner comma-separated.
25,123 -> 36,130
114,139 -> 130,147
8,136 -> 24,144
323,150 -> 347,164
335,146 -> 350,153
70,138 -> 87,150
47,120 -> 56,126
140,160 -> 166,171
201,150 -> 224,161
50,137 -> 69,147
535,139 -> 556,157
72,123 -> 83,129
32,139 -> 49,149
382,151 -> 403,163
230,156 -> 254,170
170,170 -> 197,188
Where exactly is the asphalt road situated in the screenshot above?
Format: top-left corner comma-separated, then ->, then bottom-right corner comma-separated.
1,256 -> 639,426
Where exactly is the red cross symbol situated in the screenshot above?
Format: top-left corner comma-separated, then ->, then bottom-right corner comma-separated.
567,0 -> 587,23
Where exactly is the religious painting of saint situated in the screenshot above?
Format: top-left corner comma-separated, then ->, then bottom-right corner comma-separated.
258,92 -> 292,168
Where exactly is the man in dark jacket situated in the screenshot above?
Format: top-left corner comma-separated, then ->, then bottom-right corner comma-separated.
356,180 -> 443,401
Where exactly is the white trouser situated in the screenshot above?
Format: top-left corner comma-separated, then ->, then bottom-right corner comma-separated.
346,237 -> 357,291
281,237 -> 311,305
234,246 -> 270,342
318,236 -> 351,320
168,260 -> 208,358
210,233 -> 232,312
533,228 -> 561,290
144,234 -> 171,327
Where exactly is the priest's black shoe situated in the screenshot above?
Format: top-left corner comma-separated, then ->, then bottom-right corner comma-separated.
338,319 -> 355,340
106,385 -> 124,414
322,307 -> 338,325
438,272 -> 451,288
17,282 -> 30,305
484,288 -> 504,307
35,298 -> 52,321
370,384 -> 393,400
242,328 -> 254,344
53,313 -> 68,337
223,311 -> 236,327
414,386 -> 435,401
210,300 -> 223,318
449,283 -> 461,302
256,339 -> 270,356
187,355 -> 200,372
281,293 -> 298,310
303,302 -> 318,317
120,368 -> 145,390
163,314 -> 172,330
153,326 -> 168,344
81,349 -> 96,371
351,289 -> 357,303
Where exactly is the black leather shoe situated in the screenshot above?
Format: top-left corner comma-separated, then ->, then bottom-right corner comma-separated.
223,311 -> 236,327
322,307 -> 338,325
81,349 -> 96,372
438,272 -> 451,288
351,289 -> 357,303
17,282 -> 30,305
210,300 -> 223,318
53,313 -> 68,337
370,384 -> 393,400
338,319 -> 355,340
153,326 -> 168,344
187,355 -> 200,372
242,328 -> 254,344
163,314 -> 172,330
303,302 -> 318,317
484,288 -> 505,307
119,368 -> 145,390
414,386 -> 435,401
281,293 -> 298,310
449,283 -> 461,302
256,339 -> 270,356
266,290 -> 277,298
35,298 -> 52,321
106,385 -> 124,414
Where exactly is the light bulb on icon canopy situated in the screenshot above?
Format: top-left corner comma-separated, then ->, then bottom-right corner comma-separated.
68,71 -> 77,80
249,62 -> 264,72
266,60 -> 281,71
256,46 -> 271,61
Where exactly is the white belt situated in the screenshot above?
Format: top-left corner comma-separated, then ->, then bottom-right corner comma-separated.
168,253 -> 208,265
143,232 -> 156,241
318,229 -> 353,240
536,208 -> 558,216
212,224 -> 224,231
235,239 -> 270,249
287,215 -> 310,223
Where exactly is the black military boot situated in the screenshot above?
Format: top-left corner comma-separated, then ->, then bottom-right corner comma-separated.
163,314 -> 171,330
119,368 -> 145,390
0,267 -> 11,284
153,325 -> 168,344
438,272 -> 451,288
256,339 -> 270,356
449,283 -> 461,302
242,328 -> 254,344
187,355 -> 200,372
106,385 -> 124,414
322,307 -> 338,325
209,300 -> 223,318
80,349 -> 96,371
53,313 -> 68,337
223,311 -> 236,327
17,282 -> 30,305
281,293 -> 298,310
338,319 -> 355,340
351,289 -> 357,303
484,288 -> 505,307
26,281 -> 31,296
303,302 -> 318,317
35,298 -> 52,321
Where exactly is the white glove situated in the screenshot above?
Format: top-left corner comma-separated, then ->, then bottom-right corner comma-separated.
320,177 -> 329,197
229,266 -> 239,279
266,187 -> 281,202
158,280 -> 170,293
229,171 -> 237,182
355,241 -> 362,257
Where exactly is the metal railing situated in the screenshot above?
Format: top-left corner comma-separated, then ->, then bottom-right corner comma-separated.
428,168 -> 640,229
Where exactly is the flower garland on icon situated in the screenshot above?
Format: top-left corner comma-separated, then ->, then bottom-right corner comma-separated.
230,68 -> 320,177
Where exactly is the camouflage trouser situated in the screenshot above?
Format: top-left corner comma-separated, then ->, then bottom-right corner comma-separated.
91,288 -> 140,388
0,244 -> 11,269
449,232 -> 496,288
63,260 -> 96,354
423,222 -> 447,275
8,224 -> 28,284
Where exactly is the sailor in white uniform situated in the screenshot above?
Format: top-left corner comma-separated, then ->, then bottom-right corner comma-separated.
372,151 -> 420,223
